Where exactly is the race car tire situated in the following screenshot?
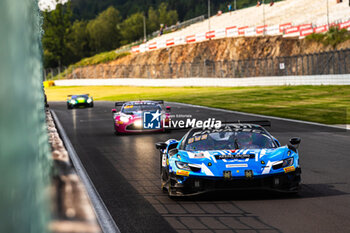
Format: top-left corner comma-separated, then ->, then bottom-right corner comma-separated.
67,104 -> 73,109
90,102 -> 94,108
160,168 -> 169,187
160,153 -> 170,193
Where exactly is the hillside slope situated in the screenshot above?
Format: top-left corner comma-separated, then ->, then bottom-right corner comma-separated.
66,35 -> 350,79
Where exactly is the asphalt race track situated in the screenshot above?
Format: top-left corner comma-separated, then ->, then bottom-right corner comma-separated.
50,101 -> 350,233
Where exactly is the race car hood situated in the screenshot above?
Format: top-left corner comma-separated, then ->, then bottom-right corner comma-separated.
171,147 -> 293,177
75,97 -> 88,103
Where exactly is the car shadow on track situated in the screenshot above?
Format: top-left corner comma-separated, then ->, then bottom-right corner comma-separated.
170,183 -> 348,202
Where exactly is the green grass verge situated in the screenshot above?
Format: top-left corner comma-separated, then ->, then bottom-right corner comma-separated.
51,51 -> 130,80
45,85 -> 350,124
306,26 -> 350,48
74,51 -> 130,66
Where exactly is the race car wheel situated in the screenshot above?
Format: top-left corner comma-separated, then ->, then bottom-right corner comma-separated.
160,153 -> 169,192
90,102 -> 94,108
161,167 -> 169,189
67,104 -> 73,109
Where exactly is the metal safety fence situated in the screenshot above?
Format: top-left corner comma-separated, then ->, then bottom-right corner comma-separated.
150,15 -> 205,38
114,15 -> 206,54
45,49 -> 350,80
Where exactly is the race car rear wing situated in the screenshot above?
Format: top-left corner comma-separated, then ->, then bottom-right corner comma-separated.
167,120 -> 271,132
67,94 -> 90,97
222,120 -> 271,127
152,100 -> 164,104
115,101 -> 126,107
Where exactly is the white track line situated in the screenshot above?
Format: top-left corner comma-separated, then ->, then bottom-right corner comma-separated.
170,102 -> 347,130
51,110 -> 121,233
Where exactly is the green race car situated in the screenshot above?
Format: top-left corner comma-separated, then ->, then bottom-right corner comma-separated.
67,94 -> 94,109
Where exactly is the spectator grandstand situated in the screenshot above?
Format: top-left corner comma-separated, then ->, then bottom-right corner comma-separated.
132,0 -> 350,53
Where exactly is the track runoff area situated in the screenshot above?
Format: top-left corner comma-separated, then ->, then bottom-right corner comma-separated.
50,101 -> 350,233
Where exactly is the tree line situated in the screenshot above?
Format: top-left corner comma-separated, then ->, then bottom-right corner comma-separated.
42,0 -> 269,68
42,1 -> 178,68
69,0 -> 266,22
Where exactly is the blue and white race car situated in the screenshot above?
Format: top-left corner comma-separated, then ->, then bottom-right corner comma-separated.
155,123 -> 301,196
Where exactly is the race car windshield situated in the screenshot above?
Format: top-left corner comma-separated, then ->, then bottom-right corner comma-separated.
184,131 -> 276,151
122,104 -> 161,114
72,95 -> 88,99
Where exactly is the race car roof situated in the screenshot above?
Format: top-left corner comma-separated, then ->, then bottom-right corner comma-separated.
68,94 -> 89,98
115,100 -> 164,107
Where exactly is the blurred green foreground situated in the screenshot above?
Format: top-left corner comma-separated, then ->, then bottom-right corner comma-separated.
0,0 -> 51,232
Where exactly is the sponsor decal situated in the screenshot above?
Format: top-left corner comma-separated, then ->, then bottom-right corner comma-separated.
193,152 -> 205,158
162,154 -> 167,167
215,153 -> 253,160
188,134 -> 210,144
176,170 -> 190,176
226,164 -> 248,168
284,166 -> 295,173
143,110 -> 161,129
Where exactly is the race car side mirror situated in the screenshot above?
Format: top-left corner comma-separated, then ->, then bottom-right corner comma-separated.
155,142 -> 167,150
168,148 -> 179,157
111,109 -> 117,113
289,137 -> 301,145
166,106 -> 171,112
288,137 -> 301,152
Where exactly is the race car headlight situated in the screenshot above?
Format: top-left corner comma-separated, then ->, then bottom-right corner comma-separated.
87,98 -> 92,103
282,157 -> 294,167
70,100 -> 76,104
120,116 -> 129,122
134,120 -> 142,128
176,161 -> 190,171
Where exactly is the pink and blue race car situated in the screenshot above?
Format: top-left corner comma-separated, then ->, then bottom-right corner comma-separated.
111,100 -> 171,134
